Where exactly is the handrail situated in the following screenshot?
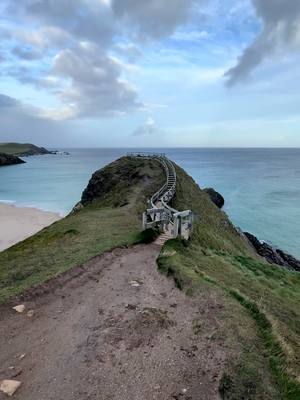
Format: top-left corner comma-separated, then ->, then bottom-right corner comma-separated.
127,152 -> 192,238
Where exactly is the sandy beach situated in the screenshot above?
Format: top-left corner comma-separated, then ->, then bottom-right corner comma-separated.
0,203 -> 61,252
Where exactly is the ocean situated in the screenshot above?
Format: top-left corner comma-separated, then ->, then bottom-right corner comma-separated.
0,148 -> 299,258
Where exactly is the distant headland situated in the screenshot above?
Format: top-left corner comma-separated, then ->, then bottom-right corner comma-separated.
0,143 -> 69,167
0,142 -> 52,157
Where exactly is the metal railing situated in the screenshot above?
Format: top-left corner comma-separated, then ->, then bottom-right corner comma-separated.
127,153 -> 193,239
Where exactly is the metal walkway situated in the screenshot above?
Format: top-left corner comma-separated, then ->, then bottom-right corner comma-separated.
127,153 -> 193,239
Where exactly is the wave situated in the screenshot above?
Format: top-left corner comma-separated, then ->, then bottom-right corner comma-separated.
0,199 -> 16,204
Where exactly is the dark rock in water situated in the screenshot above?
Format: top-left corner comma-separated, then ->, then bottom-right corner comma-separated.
50,150 -> 70,155
204,188 -> 225,209
0,153 -> 25,167
276,249 -> 300,272
244,232 -> 300,272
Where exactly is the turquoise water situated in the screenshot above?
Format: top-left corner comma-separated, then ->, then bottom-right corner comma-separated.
0,148 -> 299,258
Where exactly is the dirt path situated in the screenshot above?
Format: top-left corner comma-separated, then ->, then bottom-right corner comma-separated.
0,243 -> 226,400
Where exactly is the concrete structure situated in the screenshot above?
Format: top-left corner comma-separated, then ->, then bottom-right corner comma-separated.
127,153 -> 193,239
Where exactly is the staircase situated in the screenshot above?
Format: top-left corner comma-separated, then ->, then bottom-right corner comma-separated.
154,231 -> 174,246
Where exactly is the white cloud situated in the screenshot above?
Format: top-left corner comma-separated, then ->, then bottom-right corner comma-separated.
132,116 -> 163,136
2,0 -> 203,120
50,43 -> 141,119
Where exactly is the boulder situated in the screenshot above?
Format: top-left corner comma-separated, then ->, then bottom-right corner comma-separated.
204,188 -> 225,209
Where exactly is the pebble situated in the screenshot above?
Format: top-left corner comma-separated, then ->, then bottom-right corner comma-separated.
129,281 -> 141,287
27,310 -> 35,318
0,380 -> 21,396
12,305 -> 25,313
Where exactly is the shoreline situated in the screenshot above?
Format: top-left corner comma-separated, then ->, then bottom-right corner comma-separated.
0,202 -> 62,252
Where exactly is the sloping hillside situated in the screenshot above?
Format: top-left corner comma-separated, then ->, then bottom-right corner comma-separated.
0,142 -> 51,156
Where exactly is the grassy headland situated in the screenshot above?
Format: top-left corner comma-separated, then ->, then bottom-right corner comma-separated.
0,142 -> 50,156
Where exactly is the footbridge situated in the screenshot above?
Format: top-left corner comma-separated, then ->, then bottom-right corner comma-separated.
127,153 -> 193,239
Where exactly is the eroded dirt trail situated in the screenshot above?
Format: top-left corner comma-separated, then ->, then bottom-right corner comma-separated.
0,243 -> 226,400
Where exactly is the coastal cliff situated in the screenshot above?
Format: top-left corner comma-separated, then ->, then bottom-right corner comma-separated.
0,152 -> 25,167
0,142 -> 51,156
0,156 -> 299,399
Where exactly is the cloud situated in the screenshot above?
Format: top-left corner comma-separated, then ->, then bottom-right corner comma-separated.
0,94 -> 20,108
113,43 -> 141,63
50,42 -> 141,119
172,30 -> 208,42
0,92 -> 77,145
226,0 -> 300,85
12,46 -> 43,60
16,27 -> 72,50
132,117 -> 162,136
9,0 -> 115,47
2,0 -> 201,120
111,0 -> 195,39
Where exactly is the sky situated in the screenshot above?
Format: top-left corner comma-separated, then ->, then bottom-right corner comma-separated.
0,0 -> 300,148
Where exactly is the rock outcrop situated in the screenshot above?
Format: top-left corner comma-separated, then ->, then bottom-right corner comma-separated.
204,188 -> 225,209
244,232 -> 300,272
80,157 -> 162,207
0,153 -> 25,167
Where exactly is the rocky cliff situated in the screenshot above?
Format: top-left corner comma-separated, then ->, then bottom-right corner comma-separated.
244,232 -> 300,272
0,153 -> 25,167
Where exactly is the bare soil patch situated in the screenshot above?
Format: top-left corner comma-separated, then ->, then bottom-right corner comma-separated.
0,243 -> 226,400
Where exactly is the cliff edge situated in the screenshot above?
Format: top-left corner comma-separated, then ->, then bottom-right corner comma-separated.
0,152 -> 25,167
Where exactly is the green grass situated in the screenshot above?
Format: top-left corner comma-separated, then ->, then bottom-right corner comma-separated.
230,289 -> 300,400
0,156 -> 165,303
157,163 -> 300,399
0,142 -> 44,155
